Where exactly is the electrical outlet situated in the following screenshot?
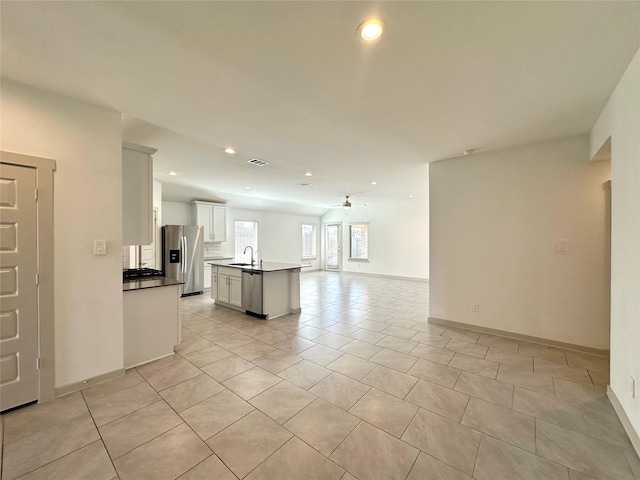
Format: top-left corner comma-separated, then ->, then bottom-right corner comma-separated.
471,303 -> 480,312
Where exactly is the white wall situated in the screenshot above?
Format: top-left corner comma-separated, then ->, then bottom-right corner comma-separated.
591,48 -> 640,447
220,208 -> 322,270
162,201 -> 191,225
162,202 -> 322,269
161,196 -> 432,279
320,171 -> 429,280
429,135 -> 611,349
1,80 -> 123,388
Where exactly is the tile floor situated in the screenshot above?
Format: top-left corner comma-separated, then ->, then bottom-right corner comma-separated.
1,272 -> 638,480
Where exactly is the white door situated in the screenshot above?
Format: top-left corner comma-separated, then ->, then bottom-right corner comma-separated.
325,223 -> 341,271
0,163 -> 39,411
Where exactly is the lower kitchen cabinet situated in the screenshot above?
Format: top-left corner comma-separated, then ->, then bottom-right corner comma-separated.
123,283 -> 180,368
209,262 -> 302,319
212,266 -> 242,309
210,271 -> 218,300
218,274 -> 230,304
204,263 -> 211,289
228,275 -> 242,306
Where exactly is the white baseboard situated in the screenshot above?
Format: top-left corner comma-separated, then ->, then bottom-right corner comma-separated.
428,316 -> 609,357
55,368 -> 126,398
607,386 -> 640,458
328,270 -> 429,283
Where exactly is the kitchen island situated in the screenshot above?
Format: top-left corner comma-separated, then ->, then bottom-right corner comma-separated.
123,276 -> 183,368
209,260 -> 303,319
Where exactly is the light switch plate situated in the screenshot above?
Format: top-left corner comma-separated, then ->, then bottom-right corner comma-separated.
557,239 -> 569,253
94,240 -> 107,255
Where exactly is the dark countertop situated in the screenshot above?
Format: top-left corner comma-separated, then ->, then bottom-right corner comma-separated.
208,260 -> 306,272
123,276 -> 184,292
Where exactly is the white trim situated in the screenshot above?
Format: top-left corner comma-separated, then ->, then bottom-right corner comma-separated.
607,386 -> 640,457
56,368 -> 126,397
323,222 -> 342,272
301,222 -> 317,259
122,141 -> 157,156
348,222 -> 369,261
323,270 -> 428,283
1,151 -> 56,403
429,316 -> 609,356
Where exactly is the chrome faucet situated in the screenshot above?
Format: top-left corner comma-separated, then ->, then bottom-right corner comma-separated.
243,245 -> 255,265
255,250 -> 263,267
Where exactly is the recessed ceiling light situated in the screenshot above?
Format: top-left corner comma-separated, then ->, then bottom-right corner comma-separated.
305,172 -> 313,177
463,149 -> 476,156
245,186 -> 251,190
224,147 -> 236,154
167,171 -> 177,176
357,19 -> 385,42
297,182 -> 312,187
371,181 -> 378,185
408,195 -> 414,199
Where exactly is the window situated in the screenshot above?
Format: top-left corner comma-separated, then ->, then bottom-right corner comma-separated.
301,224 -> 317,259
349,223 -> 369,260
234,221 -> 258,260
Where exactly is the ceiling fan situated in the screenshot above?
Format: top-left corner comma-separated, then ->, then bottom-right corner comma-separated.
331,195 -> 367,210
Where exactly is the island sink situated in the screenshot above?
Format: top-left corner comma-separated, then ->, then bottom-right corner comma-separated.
208,260 -> 303,319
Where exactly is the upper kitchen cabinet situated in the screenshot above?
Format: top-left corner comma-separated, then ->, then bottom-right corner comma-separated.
122,142 -> 157,245
191,201 -> 227,243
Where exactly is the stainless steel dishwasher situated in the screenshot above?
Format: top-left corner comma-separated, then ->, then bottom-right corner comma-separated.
242,270 -> 265,318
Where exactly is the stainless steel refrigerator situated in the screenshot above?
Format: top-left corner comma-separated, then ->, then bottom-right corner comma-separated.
162,225 -> 204,296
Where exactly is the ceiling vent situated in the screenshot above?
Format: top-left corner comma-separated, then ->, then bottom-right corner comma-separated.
296,182 -> 312,187
247,158 -> 269,167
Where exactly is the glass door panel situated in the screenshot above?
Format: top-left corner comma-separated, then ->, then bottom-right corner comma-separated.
325,224 -> 340,271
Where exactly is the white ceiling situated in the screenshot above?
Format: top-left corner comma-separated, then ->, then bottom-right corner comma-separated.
2,1 -> 639,216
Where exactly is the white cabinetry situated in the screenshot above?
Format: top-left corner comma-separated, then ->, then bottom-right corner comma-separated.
123,284 -> 180,368
229,275 -> 242,307
210,269 -> 218,300
212,206 -> 226,241
122,143 -> 157,245
195,203 -> 212,240
191,201 -> 226,243
215,266 -> 242,309
209,263 -> 302,318
204,263 -> 212,289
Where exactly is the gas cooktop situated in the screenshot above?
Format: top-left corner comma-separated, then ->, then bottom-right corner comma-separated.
123,268 -> 163,281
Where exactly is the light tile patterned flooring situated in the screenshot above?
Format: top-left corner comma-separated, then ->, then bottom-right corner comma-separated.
2,272 -> 639,479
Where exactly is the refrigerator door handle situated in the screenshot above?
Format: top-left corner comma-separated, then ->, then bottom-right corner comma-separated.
181,236 -> 187,274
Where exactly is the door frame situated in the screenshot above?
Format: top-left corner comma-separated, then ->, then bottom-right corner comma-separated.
1,151 -> 56,404
323,222 -> 342,272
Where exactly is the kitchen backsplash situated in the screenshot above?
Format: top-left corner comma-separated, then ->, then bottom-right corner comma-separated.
204,243 -> 224,258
